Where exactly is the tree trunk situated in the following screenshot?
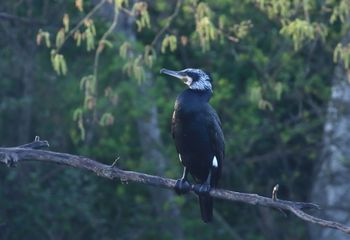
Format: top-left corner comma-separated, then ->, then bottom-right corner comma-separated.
309,31 -> 350,240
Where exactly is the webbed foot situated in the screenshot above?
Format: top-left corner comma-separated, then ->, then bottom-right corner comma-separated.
174,179 -> 191,195
194,183 -> 211,197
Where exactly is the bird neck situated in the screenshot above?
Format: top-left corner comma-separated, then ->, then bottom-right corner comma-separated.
175,89 -> 212,112
183,88 -> 212,101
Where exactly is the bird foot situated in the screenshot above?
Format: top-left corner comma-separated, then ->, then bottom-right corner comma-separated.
194,183 -> 211,197
174,179 -> 191,195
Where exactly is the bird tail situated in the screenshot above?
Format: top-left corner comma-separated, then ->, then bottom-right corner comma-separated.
199,195 -> 213,223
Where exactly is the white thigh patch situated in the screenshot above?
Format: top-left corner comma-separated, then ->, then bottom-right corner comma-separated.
178,154 -> 182,162
212,156 -> 218,167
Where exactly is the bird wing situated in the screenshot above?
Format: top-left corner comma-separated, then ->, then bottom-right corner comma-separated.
206,105 -> 225,167
171,110 -> 182,156
171,110 -> 176,140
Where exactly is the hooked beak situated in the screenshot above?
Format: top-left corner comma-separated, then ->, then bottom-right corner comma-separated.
160,68 -> 185,80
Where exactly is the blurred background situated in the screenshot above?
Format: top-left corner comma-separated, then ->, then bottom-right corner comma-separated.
1,0 -> 350,239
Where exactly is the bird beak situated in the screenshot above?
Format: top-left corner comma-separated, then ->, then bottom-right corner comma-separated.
160,68 -> 185,80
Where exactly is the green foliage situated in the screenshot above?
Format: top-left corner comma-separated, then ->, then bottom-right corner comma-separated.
231,20 -> 253,39
119,41 -> 131,59
280,19 -> 327,50
328,0 -> 350,23
50,50 -> 67,75
256,0 -> 290,19
122,55 -> 145,82
195,2 -> 217,51
55,28 -> 65,49
0,0 -> 345,239
36,29 -> 51,47
161,34 -> 177,53
63,13 -> 70,32
143,45 -> 155,67
73,108 -> 86,140
75,0 -> 84,12
249,83 -> 263,105
115,0 -> 129,9
333,43 -> 350,69
249,83 -> 274,110
255,0 -> 314,19
99,112 -> 114,126
100,39 -> 113,49
84,19 -> 96,52
274,82 -> 284,100
133,2 -> 151,32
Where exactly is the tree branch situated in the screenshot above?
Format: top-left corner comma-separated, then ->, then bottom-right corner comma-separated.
150,0 -> 183,48
0,12 -> 45,26
56,0 -> 108,53
1,138 -> 350,234
92,5 -> 119,123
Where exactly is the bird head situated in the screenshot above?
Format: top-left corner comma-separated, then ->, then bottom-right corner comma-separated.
160,68 -> 212,91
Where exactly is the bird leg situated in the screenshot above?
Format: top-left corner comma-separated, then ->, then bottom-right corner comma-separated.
194,170 -> 212,197
174,167 -> 191,195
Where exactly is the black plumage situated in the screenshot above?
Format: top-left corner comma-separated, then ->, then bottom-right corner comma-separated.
160,68 -> 225,223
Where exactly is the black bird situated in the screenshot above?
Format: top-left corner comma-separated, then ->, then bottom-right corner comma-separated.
160,68 -> 225,223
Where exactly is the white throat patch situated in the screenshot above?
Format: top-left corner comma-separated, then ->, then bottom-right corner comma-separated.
183,76 -> 193,86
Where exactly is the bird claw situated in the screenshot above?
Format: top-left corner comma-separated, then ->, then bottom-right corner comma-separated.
174,179 -> 191,195
194,183 -> 211,196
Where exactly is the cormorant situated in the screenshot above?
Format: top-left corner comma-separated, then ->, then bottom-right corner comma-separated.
160,68 -> 225,223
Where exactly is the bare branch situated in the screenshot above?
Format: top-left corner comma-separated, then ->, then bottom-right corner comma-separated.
150,0 -> 183,48
56,0 -> 108,52
92,6 -> 119,123
0,12 -> 45,26
1,139 -> 350,234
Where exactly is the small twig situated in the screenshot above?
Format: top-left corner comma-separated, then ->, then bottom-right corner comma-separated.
271,184 -> 288,217
272,184 -> 279,201
92,6 -> 119,122
216,28 -> 239,43
111,156 -> 120,168
150,0 -> 183,48
0,140 -> 349,234
120,7 -> 133,16
57,0 -> 108,52
0,12 -> 45,26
